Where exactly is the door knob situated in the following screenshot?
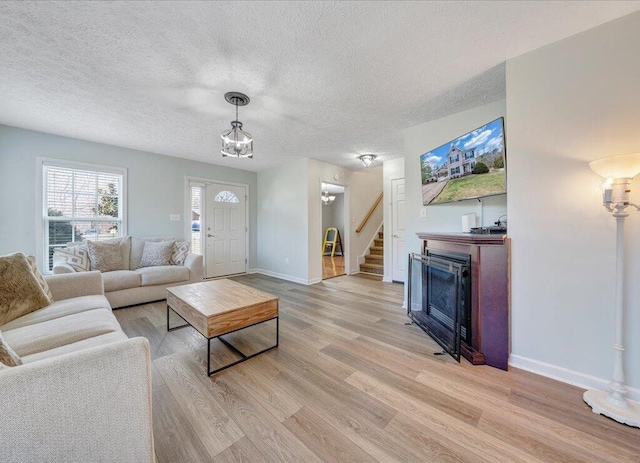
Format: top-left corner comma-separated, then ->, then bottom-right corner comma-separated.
207,234 -> 214,238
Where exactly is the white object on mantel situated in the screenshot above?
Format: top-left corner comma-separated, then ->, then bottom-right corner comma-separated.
584,152 -> 640,428
461,213 -> 476,233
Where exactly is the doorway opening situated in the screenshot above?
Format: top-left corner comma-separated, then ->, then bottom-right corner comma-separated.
321,182 -> 346,280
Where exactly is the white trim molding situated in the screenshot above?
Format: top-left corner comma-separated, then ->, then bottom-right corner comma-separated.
509,354 -> 640,402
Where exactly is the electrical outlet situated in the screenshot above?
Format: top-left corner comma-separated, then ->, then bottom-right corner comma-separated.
170,214 -> 181,221
284,258 -> 289,265
419,207 -> 427,218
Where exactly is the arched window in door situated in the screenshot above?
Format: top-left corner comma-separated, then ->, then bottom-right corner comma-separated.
214,190 -> 240,203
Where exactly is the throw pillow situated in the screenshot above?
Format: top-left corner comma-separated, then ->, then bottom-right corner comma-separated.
170,241 -> 190,266
0,253 -> 51,326
86,241 -> 125,272
53,245 -> 91,272
0,330 -> 22,367
27,255 -> 54,301
138,240 -> 175,268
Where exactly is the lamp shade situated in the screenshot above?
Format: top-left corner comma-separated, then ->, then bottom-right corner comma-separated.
589,153 -> 640,179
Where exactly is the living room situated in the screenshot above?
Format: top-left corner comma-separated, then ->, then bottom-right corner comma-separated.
1,2 -> 640,462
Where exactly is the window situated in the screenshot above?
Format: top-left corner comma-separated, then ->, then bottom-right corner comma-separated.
41,160 -> 126,271
450,166 -> 461,175
190,185 -> 203,255
450,154 -> 459,163
214,190 -> 239,203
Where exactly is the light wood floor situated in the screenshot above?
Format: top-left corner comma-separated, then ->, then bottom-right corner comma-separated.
322,256 -> 346,280
114,274 -> 640,463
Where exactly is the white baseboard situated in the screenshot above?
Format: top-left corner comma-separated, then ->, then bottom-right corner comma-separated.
382,276 -> 392,283
509,354 -> 640,402
249,268 -> 315,285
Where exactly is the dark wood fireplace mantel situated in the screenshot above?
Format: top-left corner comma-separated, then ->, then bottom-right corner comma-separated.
417,232 -> 509,370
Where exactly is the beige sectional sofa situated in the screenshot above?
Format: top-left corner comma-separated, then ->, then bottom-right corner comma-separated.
53,236 -> 203,308
0,271 -> 154,463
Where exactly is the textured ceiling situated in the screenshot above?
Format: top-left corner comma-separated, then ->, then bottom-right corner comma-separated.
1,1 -> 639,172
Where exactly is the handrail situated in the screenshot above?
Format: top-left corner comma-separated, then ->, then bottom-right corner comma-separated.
356,192 -> 383,233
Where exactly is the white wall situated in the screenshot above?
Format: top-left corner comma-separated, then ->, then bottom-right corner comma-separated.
255,158 -> 309,283
383,158 -> 405,282
0,125 -> 258,266
402,100 -> 507,266
507,11 -> 640,396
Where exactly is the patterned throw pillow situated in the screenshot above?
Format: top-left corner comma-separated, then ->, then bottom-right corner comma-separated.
170,241 -> 190,266
0,330 -> 22,367
26,256 -> 54,301
86,241 -> 125,272
138,240 -> 175,268
53,245 -> 91,272
0,253 -> 51,326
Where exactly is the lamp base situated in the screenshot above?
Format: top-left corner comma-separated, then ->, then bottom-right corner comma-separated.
583,389 -> 640,428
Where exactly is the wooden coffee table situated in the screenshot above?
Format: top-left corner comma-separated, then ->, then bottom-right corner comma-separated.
166,279 -> 279,376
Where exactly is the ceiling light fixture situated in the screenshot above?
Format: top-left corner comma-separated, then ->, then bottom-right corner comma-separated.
359,154 -> 377,168
321,190 -> 336,206
221,92 -> 253,158
583,152 -> 640,428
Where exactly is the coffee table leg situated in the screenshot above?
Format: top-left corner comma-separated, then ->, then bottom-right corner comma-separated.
167,305 -> 190,332
207,316 -> 279,376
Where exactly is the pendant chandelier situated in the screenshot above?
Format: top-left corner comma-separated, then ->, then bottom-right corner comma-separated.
321,190 -> 335,206
221,92 -> 253,158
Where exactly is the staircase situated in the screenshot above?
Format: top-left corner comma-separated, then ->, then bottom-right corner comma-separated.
359,229 -> 384,275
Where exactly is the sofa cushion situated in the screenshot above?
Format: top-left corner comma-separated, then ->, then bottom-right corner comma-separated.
138,240 -> 175,269
53,245 -> 91,272
21,331 -> 128,364
87,241 -> 125,272
0,295 -> 112,332
3,309 -> 121,357
130,237 -> 176,270
0,253 -> 52,326
0,330 -> 22,367
135,265 -> 189,287
102,270 -> 141,292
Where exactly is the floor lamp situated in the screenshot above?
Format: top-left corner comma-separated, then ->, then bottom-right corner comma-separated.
584,152 -> 640,428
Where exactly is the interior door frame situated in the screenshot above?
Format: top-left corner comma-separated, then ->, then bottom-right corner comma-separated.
317,178 -> 350,281
185,176 -> 250,276
390,177 -> 406,283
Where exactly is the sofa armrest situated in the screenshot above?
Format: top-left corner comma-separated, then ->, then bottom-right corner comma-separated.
0,337 -> 154,463
184,252 -> 204,282
53,262 -> 76,274
44,271 -> 105,301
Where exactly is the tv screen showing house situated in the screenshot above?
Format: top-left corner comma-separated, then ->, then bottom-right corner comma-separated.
420,117 -> 506,205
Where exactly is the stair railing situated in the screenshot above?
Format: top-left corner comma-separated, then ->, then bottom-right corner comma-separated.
356,193 -> 383,233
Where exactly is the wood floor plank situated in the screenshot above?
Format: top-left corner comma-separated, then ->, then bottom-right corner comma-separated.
151,385 -> 213,463
155,353 -> 244,459
283,406 -> 377,463
211,436 -> 265,463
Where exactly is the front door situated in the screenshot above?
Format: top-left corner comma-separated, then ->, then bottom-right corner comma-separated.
391,178 -> 406,282
204,183 -> 247,278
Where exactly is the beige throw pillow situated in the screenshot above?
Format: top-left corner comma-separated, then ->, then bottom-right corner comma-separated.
0,253 -> 51,326
170,241 -> 190,266
87,241 -> 125,272
53,245 -> 91,272
27,255 -> 54,301
0,330 -> 22,367
138,240 -> 175,268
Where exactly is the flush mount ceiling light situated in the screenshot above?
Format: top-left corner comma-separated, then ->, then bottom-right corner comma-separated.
221,91 -> 253,158
359,154 -> 377,168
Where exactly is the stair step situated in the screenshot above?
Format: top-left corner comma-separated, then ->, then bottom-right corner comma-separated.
365,254 -> 383,264
378,232 -> 384,239
369,246 -> 383,255
374,238 -> 383,247
359,262 -> 383,275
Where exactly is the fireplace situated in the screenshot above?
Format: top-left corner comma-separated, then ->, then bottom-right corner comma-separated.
408,249 -> 471,361
410,232 -> 509,370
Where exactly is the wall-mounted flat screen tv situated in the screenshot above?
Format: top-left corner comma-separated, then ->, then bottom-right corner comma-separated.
420,117 -> 506,205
